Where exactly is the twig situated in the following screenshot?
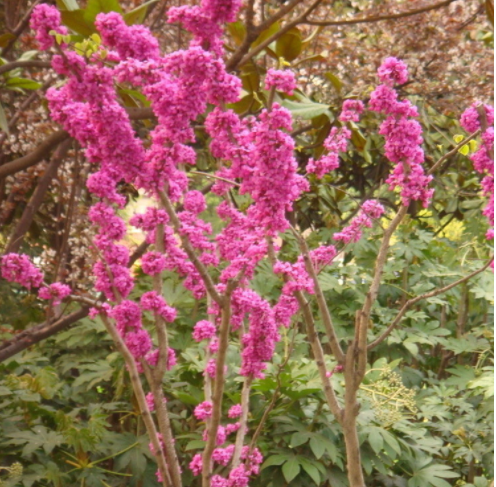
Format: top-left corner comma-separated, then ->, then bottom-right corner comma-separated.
368,257 -> 494,350
100,315 -> 170,487
305,0 -> 456,26
428,130 -> 481,175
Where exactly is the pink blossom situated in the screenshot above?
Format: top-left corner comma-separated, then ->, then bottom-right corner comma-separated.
184,190 -> 207,214
1,253 -> 44,290
226,422 -> 241,435
146,392 -> 155,411
141,251 -> 167,276
193,320 -> 217,341
109,300 -> 142,335
30,4 -> 68,50
140,291 -> 177,322
189,453 -> 203,475
339,99 -> 365,122
377,57 -> 409,86
125,329 -> 152,358
228,404 -> 243,418
213,445 -> 235,466
194,401 -> 213,420
211,475 -> 228,487
38,282 -> 71,306
265,69 -> 296,95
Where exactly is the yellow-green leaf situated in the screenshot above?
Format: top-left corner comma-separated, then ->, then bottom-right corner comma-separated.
0,101 -> 9,134
123,0 -> 159,25
275,27 -> 303,62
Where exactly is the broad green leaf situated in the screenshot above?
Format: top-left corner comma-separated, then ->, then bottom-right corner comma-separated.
252,21 -> 280,48
261,454 -> 290,470
123,0 -> 159,25
6,78 -> 42,90
57,0 -> 79,10
85,0 -> 123,24
290,432 -> 310,448
309,437 -> 325,459
281,98 -> 330,120
61,9 -> 97,35
275,27 -> 303,61
282,458 -> 300,483
299,458 -> 320,485
227,21 -> 246,46
368,429 -> 384,454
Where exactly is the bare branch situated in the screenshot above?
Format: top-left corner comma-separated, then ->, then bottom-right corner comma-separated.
355,206 -> 408,383
0,60 -> 51,76
5,140 -> 71,254
305,0 -> 457,26
368,257 -> 494,350
100,315 -> 171,487
428,130 -> 481,175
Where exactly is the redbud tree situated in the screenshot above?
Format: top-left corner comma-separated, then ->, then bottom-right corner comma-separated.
0,1 -> 493,487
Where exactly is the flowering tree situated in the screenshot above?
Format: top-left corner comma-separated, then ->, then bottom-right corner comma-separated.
0,1 -> 494,486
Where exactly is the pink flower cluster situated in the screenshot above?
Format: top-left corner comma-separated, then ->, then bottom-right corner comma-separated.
339,99 -> 365,123
369,57 -> 433,207
1,253 -> 44,290
460,103 -> 494,240
167,0 -> 242,55
307,98 -> 363,178
29,3 -> 68,50
38,282 -> 71,306
334,200 -> 385,244
194,401 -> 213,420
193,320 -> 217,342
264,69 -> 297,95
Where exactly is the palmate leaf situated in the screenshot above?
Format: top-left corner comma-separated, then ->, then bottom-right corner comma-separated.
408,461 -> 459,487
6,426 -> 63,456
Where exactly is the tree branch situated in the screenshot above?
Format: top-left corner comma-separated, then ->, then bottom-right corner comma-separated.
0,60 -> 51,76
368,257 -> 494,350
5,140 -> 71,254
292,231 -> 345,363
305,0 -> 456,26
233,0 -> 323,69
355,206 -> 408,384
158,189 -> 223,306
428,130 -> 481,175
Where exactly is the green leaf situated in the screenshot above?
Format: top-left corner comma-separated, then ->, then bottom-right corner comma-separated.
324,72 -> 342,94
290,432 -> 310,448
123,0 -> 159,25
57,0 -> 80,10
252,21 -> 280,48
281,98 -> 330,120
0,101 -> 9,134
5,77 -> 42,90
299,459 -> 320,485
61,9 -> 97,36
309,437 -> 325,459
368,429 -> 384,454
275,27 -> 303,62
282,458 -> 300,483
85,0 -> 123,24
227,21 -> 246,46
261,454 -> 290,469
